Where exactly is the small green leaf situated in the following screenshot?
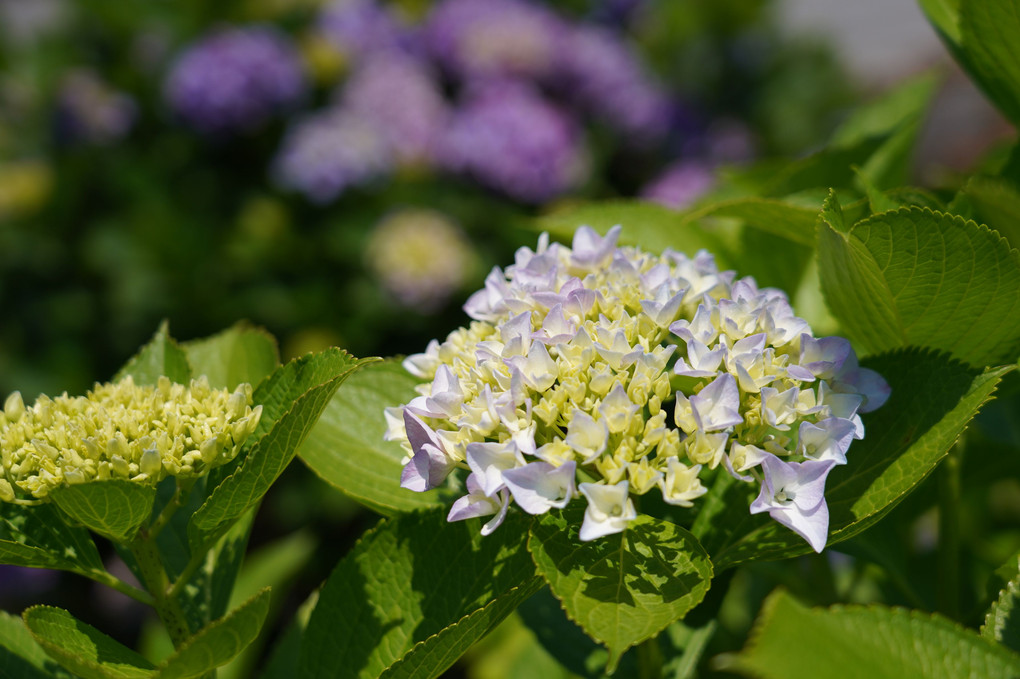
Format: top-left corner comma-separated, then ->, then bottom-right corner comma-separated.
527,507 -> 713,672
23,606 -> 156,679
0,610 -> 75,678
702,349 -> 1013,569
684,197 -> 822,246
188,349 -> 370,554
960,0 -> 1020,126
724,589 -> 1020,679
182,323 -> 280,390
50,481 -> 156,543
983,571 -> 1020,653
299,360 -> 446,516
299,508 -> 540,679
819,204 -> 1020,366
0,502 -> 103,573
155,588 -> 271,679
115,322 -> 191,386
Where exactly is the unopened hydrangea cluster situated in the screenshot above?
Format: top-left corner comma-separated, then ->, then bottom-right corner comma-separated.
0,376 -> 262,503
387,226 -> 889,552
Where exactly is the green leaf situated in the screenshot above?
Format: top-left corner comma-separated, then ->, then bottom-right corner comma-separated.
188,349 -> 370,554
379,583 -> 542,679
683,197 -> 822,246
959,0 -> 1020,126
831,74 -> 938,149
114,322 -> 191,386
299,360 -> 446,516
299,508 -> 540,679
723,589 -> 1020,679
983,570 -> 1020,652
527,507 -> 713,672
50,481 -> 156,543
23,606 -> 156,679
701,349 -> 1013,570
0,610 -> 75,678
155,588 -> 271,679
818,203 -> 1020,366
953,175 -> 1020,248
182,323 -> 279,390
919,0 -> 962,43
0,502 -> 103,573
535,201 -> 739,267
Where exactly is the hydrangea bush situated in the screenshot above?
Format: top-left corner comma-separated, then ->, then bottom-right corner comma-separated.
389,226 -> 889,553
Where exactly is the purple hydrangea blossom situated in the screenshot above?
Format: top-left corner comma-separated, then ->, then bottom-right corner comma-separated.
557,24 -> 672,142
55,70 -> 137,145
272,108 -> 393,203
424,0 -> 564,81
340,53 -> 448,164
316,0 -> 416,61
439,82 -> 588,203
640,161 -> 715,210
164,26 -> 306,134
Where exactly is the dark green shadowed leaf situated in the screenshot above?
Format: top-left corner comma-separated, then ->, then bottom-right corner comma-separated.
0,502 -> 103,573
114,322 -> 191,386
188,349 -> 371,554
299,508 -> 540,679
983,570 -> 1020,653
952,175 -> 1020,248
701,349 -> 1013,570
299,360 -> 447,516
182,323 -> 280,390
527,507 -> 712,672
23,606 -> 155,679
819,203 -> 1020,367
50,481 -> 156,544
723,590 -> 1020,679
0,610 -> 75,678
155,588 -> 271,679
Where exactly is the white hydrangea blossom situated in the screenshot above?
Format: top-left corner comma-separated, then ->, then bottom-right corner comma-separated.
388,225 -> 890,552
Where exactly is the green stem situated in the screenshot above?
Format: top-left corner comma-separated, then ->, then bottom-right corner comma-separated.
82,569 -> 155,607
635,636 -> 663,679
148,478 -> 194,541
130,532 -> 193,648
937,437 -> 963,620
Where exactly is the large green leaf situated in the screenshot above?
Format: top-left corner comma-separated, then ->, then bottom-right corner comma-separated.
378,582 -> 542,679
959,0 -> 1020,126
0,610 -> 75,679
187,349 -> 370,554
299,360 -> 446,516
724,589 -> 1020,679
23,606 -> 155,679
952,175 -> 1020,248
919,0 -> 962,43
697,349 -> 1013,570
114,322 -> 191,386
536,201 -> 739,267
818,200 -> 1020,366
182,323 -> 279,390
983,569 -> 1020,653
299,509 -> 540,679
527,507 -> 713,672
0,502 -> 103,573
154,588 -> 271,679
50,481 -> 156,543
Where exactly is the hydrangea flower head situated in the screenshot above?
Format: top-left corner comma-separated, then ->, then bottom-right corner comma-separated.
365,208 -> 477,310
389,226 -> 889,552
0,376 -> 262,503
439,82 -> 588,203
424,0 -> 564,81
164,25 -> 306,135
